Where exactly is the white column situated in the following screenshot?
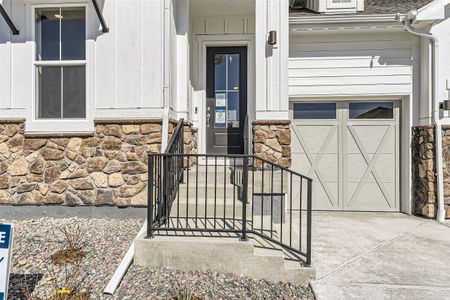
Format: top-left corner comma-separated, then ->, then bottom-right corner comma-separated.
175,0 -> 189,119
254,0 -> 289,120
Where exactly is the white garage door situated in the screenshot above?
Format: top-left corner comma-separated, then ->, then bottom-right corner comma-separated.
291,101 -> 400,212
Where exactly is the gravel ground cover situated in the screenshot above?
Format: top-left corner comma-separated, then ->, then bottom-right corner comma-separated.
2,217 -> 314,300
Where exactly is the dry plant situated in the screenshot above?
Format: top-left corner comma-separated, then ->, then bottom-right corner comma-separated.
171,285 -> 203,300
45,264 -> 91,300
24,224 -> 92,300
50,225 -> 86,266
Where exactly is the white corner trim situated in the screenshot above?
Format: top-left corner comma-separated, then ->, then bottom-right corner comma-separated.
415,0 -> 447,21
255,111 -> 289,120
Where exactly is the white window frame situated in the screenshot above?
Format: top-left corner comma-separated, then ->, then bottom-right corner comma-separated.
326,0 -> 356,9
27,2 -> 94,133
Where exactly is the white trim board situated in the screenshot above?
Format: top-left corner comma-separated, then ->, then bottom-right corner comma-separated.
192,34 -> 255,156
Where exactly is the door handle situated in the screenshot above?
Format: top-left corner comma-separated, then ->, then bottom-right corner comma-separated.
206,109 -> 211,128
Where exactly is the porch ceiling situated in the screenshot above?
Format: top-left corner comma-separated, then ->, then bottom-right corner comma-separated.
190,0 -> 254,17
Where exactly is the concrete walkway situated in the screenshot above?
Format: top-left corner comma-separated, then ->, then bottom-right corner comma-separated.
311,212 -> 450,300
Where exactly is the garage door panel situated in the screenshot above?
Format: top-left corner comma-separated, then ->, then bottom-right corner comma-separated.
291,123 -> 340,209
345,181 -> 396,211
346,154 -> 367,182
290,129 -> 304,155
291,152 -> 311,170
351,125 -> 390,151
317,154 -> 339,181
373,154 -> 396,182
290,100 -> 399,212
295,180 -> 339,210
293,125 -> 338,154
313,181 -> 339,210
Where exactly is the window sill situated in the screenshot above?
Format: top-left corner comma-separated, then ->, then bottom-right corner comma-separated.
24,131 -> 94,138
24,119 -> 94,135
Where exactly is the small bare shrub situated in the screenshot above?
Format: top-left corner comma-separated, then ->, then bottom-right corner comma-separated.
24,224 -> 92,300
50,225 -> 86,266
171,285 -> 203,300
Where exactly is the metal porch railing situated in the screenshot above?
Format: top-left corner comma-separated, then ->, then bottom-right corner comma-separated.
147,119 -> 313,266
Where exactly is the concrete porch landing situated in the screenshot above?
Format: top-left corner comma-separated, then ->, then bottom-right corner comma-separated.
134,230 -> 315,286
311,212 -> 450,300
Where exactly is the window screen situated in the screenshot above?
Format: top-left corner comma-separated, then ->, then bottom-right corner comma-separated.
35,7 -> 86,119
293,103 -> 337,120
349,102 -> 393,119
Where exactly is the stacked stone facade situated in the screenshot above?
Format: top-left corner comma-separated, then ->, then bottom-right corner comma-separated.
441,126 -> 450,218
168,120 -> 198,167
252,120 -> 291,168
0,119 -> 197,207
412,126 -> 437,218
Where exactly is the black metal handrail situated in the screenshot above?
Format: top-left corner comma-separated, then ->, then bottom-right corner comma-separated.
147,119 -> 313,266
147,119 -> 184,231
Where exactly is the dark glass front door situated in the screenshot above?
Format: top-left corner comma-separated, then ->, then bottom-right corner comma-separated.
206,47 -> 247,154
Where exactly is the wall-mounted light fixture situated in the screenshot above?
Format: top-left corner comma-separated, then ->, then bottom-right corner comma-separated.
443,100 -> 450,111
268,30 -> 277,46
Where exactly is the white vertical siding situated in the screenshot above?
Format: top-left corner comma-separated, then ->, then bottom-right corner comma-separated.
96,0 -> 164,111
0,0 -> 165,123
289,32 -> 413,97
255,0 -> 289,119
115,0 -> 143,109
0,0 -> 12,111
95,0 -> 115,109
10,0 -> 30,110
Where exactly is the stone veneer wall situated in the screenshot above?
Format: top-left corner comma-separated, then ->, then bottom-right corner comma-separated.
441,126 -> 450,218
252,120 -> 291,168
412,126 -> 437,218
0,119 -> 197,206
168,120 -> 198,167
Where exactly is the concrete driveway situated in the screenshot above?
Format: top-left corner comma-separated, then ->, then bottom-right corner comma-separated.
311,212 -> 450,300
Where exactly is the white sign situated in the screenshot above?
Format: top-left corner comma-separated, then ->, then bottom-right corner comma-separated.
227,110 -> 237,122
215,110 -> 226,124
0,224 -> 13,300
215,93 -> 226,107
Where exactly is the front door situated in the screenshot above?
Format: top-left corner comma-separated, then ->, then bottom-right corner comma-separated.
206,47 -> 247,154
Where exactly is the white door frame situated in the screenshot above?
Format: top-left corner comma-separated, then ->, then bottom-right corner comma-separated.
193,34 -> 255,162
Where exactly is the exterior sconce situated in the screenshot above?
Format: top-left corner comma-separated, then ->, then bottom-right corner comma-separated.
268,30 -> 277,46
443,100 -> 450,111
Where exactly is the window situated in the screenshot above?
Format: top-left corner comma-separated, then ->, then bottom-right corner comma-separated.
349,102 -> 393,119
35,7 -> 86,119
293,103 -> 336,120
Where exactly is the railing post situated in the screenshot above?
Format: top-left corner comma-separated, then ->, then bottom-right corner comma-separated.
240,156 -> 249,241
147,155 -> 154,238
306,179 -> 313,266
180,123 -> 185,183
163,155 -> 169,225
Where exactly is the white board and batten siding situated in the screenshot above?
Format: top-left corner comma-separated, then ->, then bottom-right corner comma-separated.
0,0 -> 29,118
95,0 -> 165,118
0,0 -> 166,129
288,32 -> 413,98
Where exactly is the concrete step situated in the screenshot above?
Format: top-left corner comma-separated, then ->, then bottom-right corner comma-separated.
180,168 -> 289,194
135,234 -> 315,285
168,203 -> 252,219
